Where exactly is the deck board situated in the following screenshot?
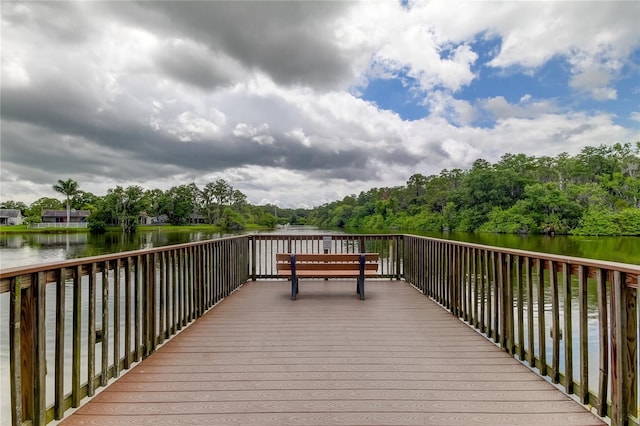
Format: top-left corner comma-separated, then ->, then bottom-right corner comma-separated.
60,280 -> 603,426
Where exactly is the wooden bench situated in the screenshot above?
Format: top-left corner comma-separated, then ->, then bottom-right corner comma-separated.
275,253 -> 379,300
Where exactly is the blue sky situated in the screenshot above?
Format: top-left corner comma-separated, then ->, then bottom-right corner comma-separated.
362,35 -> 640,130
1,1 -> 639,207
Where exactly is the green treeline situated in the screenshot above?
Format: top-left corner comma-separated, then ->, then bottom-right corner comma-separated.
2,143 -> 639,236
307,143 -> 640,236
1,179 -> 288,233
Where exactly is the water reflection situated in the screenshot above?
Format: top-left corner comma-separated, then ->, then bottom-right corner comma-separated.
0,231 -> 232,269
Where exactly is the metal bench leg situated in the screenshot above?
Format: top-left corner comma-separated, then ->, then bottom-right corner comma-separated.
359,254 -> 365,300
290,254 -> 297,300
291,278 -> 297,300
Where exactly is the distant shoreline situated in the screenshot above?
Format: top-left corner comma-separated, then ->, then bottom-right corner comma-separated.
0,224 -> 272,234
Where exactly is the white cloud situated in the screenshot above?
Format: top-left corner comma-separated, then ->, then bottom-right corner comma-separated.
480,96 -> 558,120
233,123 -> 275,145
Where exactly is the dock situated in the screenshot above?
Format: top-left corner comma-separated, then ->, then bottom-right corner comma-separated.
60,280 -> 602,425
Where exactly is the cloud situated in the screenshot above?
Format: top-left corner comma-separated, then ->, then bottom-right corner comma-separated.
233,123 -> 275,146
480,96 -> 559,120
1,1 -> 639,209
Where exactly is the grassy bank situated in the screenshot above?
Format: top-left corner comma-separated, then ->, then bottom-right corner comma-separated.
0,225 -> 89,234
1,224 -> 272,234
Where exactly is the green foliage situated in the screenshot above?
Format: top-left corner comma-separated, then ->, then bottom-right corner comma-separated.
220,206 -> 245,230
87,209 -> 108,234
53,178 -> 81,223
572,207 -> 621,236
306,142 -> 639,236
0,200 -> 28,213
103,185 -> 146,233
615,208 -> 640,235
163,184 -> 197,226
3,142 -> 636,237
258,212 -> 278,228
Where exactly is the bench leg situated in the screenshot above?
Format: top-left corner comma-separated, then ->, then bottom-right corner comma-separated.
291,278 -> 297,300
357,277 -> 365,300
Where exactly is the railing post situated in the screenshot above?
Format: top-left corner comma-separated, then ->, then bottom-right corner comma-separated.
610,271 -> 637,425
14,273 -> 46,426
55,268 -> 66,419
101,262 -> 110,386
9,277 -> 22,426
596,268 -> 608,417
251,236 -> 257,281
395,235 -> 402,279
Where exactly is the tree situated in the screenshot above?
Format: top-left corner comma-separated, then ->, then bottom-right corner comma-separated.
0,200 -> 28,213
53,178 -> 80,225
25,197 -> 64,224
163,184 -> 198,225
212,179 -> 232,223
199,183 -> 217,224
142,189 -> 166,219
104,185 -> 145,233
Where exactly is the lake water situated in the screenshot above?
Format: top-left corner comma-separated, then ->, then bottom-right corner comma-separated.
0,227 -> 638,425
1,228 -> 638,270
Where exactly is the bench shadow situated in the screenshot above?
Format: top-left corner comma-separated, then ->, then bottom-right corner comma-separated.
280,279 -> 372,301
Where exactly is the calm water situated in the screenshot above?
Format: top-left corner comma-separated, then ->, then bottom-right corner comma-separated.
411,231 -> 640,265
0,228 -> 638,425
1,229 -> 638,269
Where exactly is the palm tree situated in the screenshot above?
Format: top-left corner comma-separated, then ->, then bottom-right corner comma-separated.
53,178 -> 80,226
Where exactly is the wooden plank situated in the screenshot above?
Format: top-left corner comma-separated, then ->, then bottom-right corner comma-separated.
550,260 -> 560,384
61,412 -> 604,426
101,262 -> 109,387
537,259 -> 547,376
516,256 -> 524,360
73,399 -> 591,415
277,263 -> 379,271
525,257 -> 536,368
563,263 -> 573,394
492,251 -> 499,342
279,270 -> 378,278
578,265 -> 589,404
87,263 -> 96,397
123,258 -> 132,370
62,280 -> 603,426
610,271 -> 636,424
55,268 -> 66,420
95,388 -> 573,403
9,277 -> 22,426
113,259 -> 121,378
34,272 -> 46,425
72,265 -> 82,407
596,268 -> 608,417
276,253 -> 380,262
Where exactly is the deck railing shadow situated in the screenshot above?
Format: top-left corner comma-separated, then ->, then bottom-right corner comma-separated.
1,233 -> 638,426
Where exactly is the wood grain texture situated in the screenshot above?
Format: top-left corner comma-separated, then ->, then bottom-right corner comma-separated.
61,280 -> 603,426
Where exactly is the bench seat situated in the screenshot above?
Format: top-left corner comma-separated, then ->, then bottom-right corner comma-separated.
276,253 -> 379,300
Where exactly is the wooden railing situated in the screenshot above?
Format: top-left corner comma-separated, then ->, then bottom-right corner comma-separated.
249,234 -> 402,279
403,235 -> 640,426
0,235 -> 249,426
2,232 -> 638,426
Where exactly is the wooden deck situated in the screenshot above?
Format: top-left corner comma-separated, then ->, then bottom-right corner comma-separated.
60,280 -> 603,426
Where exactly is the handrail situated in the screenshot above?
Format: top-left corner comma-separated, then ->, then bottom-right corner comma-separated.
402,234 -> 640,426
1,235 -> 249,426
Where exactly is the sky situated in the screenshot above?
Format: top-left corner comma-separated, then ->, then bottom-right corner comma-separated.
1,1 -> 639,209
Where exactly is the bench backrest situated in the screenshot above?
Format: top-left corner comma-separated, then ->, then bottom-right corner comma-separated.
275,253 -> 379,272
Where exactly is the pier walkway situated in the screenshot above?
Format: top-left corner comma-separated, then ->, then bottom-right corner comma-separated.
60,280 -> 602,426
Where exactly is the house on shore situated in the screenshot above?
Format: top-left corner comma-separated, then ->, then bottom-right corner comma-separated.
41,209 -> 91,223
0,209 -> 24,225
